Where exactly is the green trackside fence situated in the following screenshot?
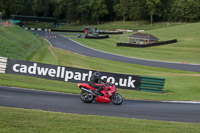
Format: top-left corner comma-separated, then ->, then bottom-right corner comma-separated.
140,76 -> 165,93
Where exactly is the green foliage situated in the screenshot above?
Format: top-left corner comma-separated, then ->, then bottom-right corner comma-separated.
146,0 -> 162,25
170,0 -> 200,22
89,0 -> 108,25
1,0 -> 200,24
113,0 -> 129,22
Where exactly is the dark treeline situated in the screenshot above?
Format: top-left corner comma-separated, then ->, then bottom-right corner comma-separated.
1,0 -> 200,24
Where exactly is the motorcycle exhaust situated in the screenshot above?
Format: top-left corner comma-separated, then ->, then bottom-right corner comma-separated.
80,87 -> 95,95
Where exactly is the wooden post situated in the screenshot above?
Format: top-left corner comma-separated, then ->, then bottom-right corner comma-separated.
147,40 -> 150,44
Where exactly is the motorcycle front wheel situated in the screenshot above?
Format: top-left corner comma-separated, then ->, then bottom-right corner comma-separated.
111,93 -> 123,105
80,90 -> 95,103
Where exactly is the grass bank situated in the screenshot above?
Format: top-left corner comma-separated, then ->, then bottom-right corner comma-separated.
1,106 -> 200,133
0,25 -> 42,60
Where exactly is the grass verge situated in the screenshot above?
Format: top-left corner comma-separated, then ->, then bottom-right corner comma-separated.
0,106 -> 200,133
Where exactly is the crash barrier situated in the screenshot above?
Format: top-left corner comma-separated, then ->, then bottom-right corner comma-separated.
98,31 -> 123,34
0,56 -> 165,93
52,29 -> 84,33
52,30 -> 123,34
140,76 -> 165,93
85,35 -> 109,39
22,27 -> 51,32
0,57 -> 8,74
117,39 -> 177,48
12,15 -> 57,23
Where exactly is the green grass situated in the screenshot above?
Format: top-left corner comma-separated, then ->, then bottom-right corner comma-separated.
0,26 -> 42,60
1,106 -> 200,133
73,22 -> 200,64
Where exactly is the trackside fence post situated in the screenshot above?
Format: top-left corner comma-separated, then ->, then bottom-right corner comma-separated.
0,56 -> 8,73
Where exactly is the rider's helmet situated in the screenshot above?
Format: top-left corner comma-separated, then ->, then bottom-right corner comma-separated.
95,71 -> 100,77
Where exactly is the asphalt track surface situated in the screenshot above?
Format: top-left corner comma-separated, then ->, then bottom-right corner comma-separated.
33,31 -> 200,72
1,86 -> 200,123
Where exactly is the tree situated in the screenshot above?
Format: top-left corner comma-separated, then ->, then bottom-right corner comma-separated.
0,0 -> 3,12
32,0 -> 56,17
159,0 -> 173,21
89,0 -> 108,25
104,0 -> 120,21
2,0 -> 16,18
170,0 -> 200,22
113,0 -> 129,22
128,0 -> 145,21
170,0 -> 185,22
76,0 -> 91,23
146,0 -> 161,26
14,0 -> 33,16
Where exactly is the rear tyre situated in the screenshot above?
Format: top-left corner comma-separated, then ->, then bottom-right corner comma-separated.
80,90 -> 95,103
111,93 -> 123,105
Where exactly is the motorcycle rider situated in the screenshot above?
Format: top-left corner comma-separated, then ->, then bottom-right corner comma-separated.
89,71 -> 106,95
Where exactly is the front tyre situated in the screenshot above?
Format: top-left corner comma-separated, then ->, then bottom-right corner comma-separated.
111,93 -> 123,105
80,90 -> 95,103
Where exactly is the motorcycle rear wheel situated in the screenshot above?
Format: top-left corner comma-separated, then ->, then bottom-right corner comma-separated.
80,90 -> 95,103
111,93 -> 123,105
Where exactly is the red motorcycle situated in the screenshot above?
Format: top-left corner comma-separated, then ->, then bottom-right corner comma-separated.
78,82 -> 123,105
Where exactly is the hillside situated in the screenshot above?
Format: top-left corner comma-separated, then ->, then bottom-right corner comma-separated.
0,26 -> 42,60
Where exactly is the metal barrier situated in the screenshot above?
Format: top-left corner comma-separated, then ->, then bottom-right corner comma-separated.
140,76 -> 165,93
85,35 -> 109,39
117,39 -> 177,48
0,56 -> 8,73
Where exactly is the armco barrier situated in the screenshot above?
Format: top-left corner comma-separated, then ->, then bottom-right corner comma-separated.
0,56 -> 166,93
0,56 -> 8,74
85,35 -> 109,39
22,27 -> 51,32
52,29 -> 84,33
140,76 -> 165,93
117,39 -> 177,48
98,31 -> 123,34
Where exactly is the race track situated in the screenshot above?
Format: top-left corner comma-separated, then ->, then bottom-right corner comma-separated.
33,31 -> 200,72
1,86 -> 200,123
